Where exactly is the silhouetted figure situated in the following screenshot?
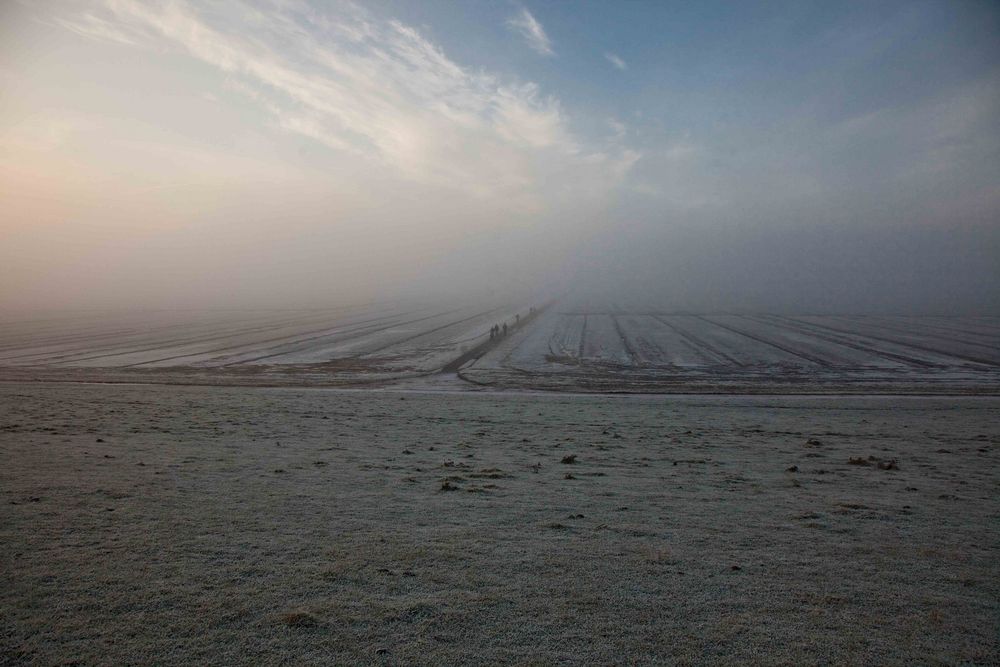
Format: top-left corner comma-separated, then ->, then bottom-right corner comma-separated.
502,323 -> 508,337
489,326 -> 495,340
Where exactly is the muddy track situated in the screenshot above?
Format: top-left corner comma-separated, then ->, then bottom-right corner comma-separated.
450,306 -> 544,375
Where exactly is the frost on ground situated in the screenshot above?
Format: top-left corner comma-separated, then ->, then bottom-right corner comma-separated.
465,310 -> 1000,394
0,302 -> 526,376
2,384 -> 998,665
1,307 -> 997,393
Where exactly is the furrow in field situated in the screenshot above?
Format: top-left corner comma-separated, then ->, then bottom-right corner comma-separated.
358,306 -> 506,357
150,309 -> 427,368
50,308 -> 387,367
0,311 -> 244,354
793,316 -> 999,368
615,316 -> 717,366
359,305 -> 528,372
758,315 -> 950,368
735,315 -> 908,368
830,316 -> 1000,362
611,315 -> 640,366
701,316 -> 844,367
578,314 -> 634,366
695,316 -> 824,367
550,314 -> 586,361
652,316 -> 743,365
874,316 -> 1000,345
0,310 -> 342,364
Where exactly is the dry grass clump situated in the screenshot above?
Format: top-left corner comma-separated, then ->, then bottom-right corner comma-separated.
279,611 -> 321,628
848,455 -> 899,470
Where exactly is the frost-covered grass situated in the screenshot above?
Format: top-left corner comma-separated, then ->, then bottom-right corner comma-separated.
2,384 -> 998,664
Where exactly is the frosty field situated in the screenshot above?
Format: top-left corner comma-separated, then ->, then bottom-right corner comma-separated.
463,310 -> 1000,393
1,305 -> 997,394
2,384 -> 998,664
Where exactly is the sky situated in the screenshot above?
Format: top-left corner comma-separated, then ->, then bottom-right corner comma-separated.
1,0 -> 998,314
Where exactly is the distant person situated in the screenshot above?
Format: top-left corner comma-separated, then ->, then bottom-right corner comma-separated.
502,323 -> 508,337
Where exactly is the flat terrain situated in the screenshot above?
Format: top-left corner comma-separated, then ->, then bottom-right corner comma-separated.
2,383 -> 998,664
0,303 -> 526,384
1,306 -> 997,393
464,310 -> 1000,393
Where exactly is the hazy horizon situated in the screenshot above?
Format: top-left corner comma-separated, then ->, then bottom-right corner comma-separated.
2,0 -> 998,314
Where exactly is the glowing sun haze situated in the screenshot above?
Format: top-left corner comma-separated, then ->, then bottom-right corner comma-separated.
1,1 -> 998,313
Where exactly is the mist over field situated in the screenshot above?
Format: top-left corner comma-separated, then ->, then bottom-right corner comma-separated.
1,0 -> 998,314
4,4 -> 1000,665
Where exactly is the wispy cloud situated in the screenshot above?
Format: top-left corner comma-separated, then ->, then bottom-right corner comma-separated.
54,0 -> 637,206
507,7 -> 554,56
604,52 -> 626,70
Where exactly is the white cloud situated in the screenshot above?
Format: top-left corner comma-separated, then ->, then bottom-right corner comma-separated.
604,52 -> 626,70
506,7 -> 554,56
607,118 -> 626,140
53,0 -> 638,208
